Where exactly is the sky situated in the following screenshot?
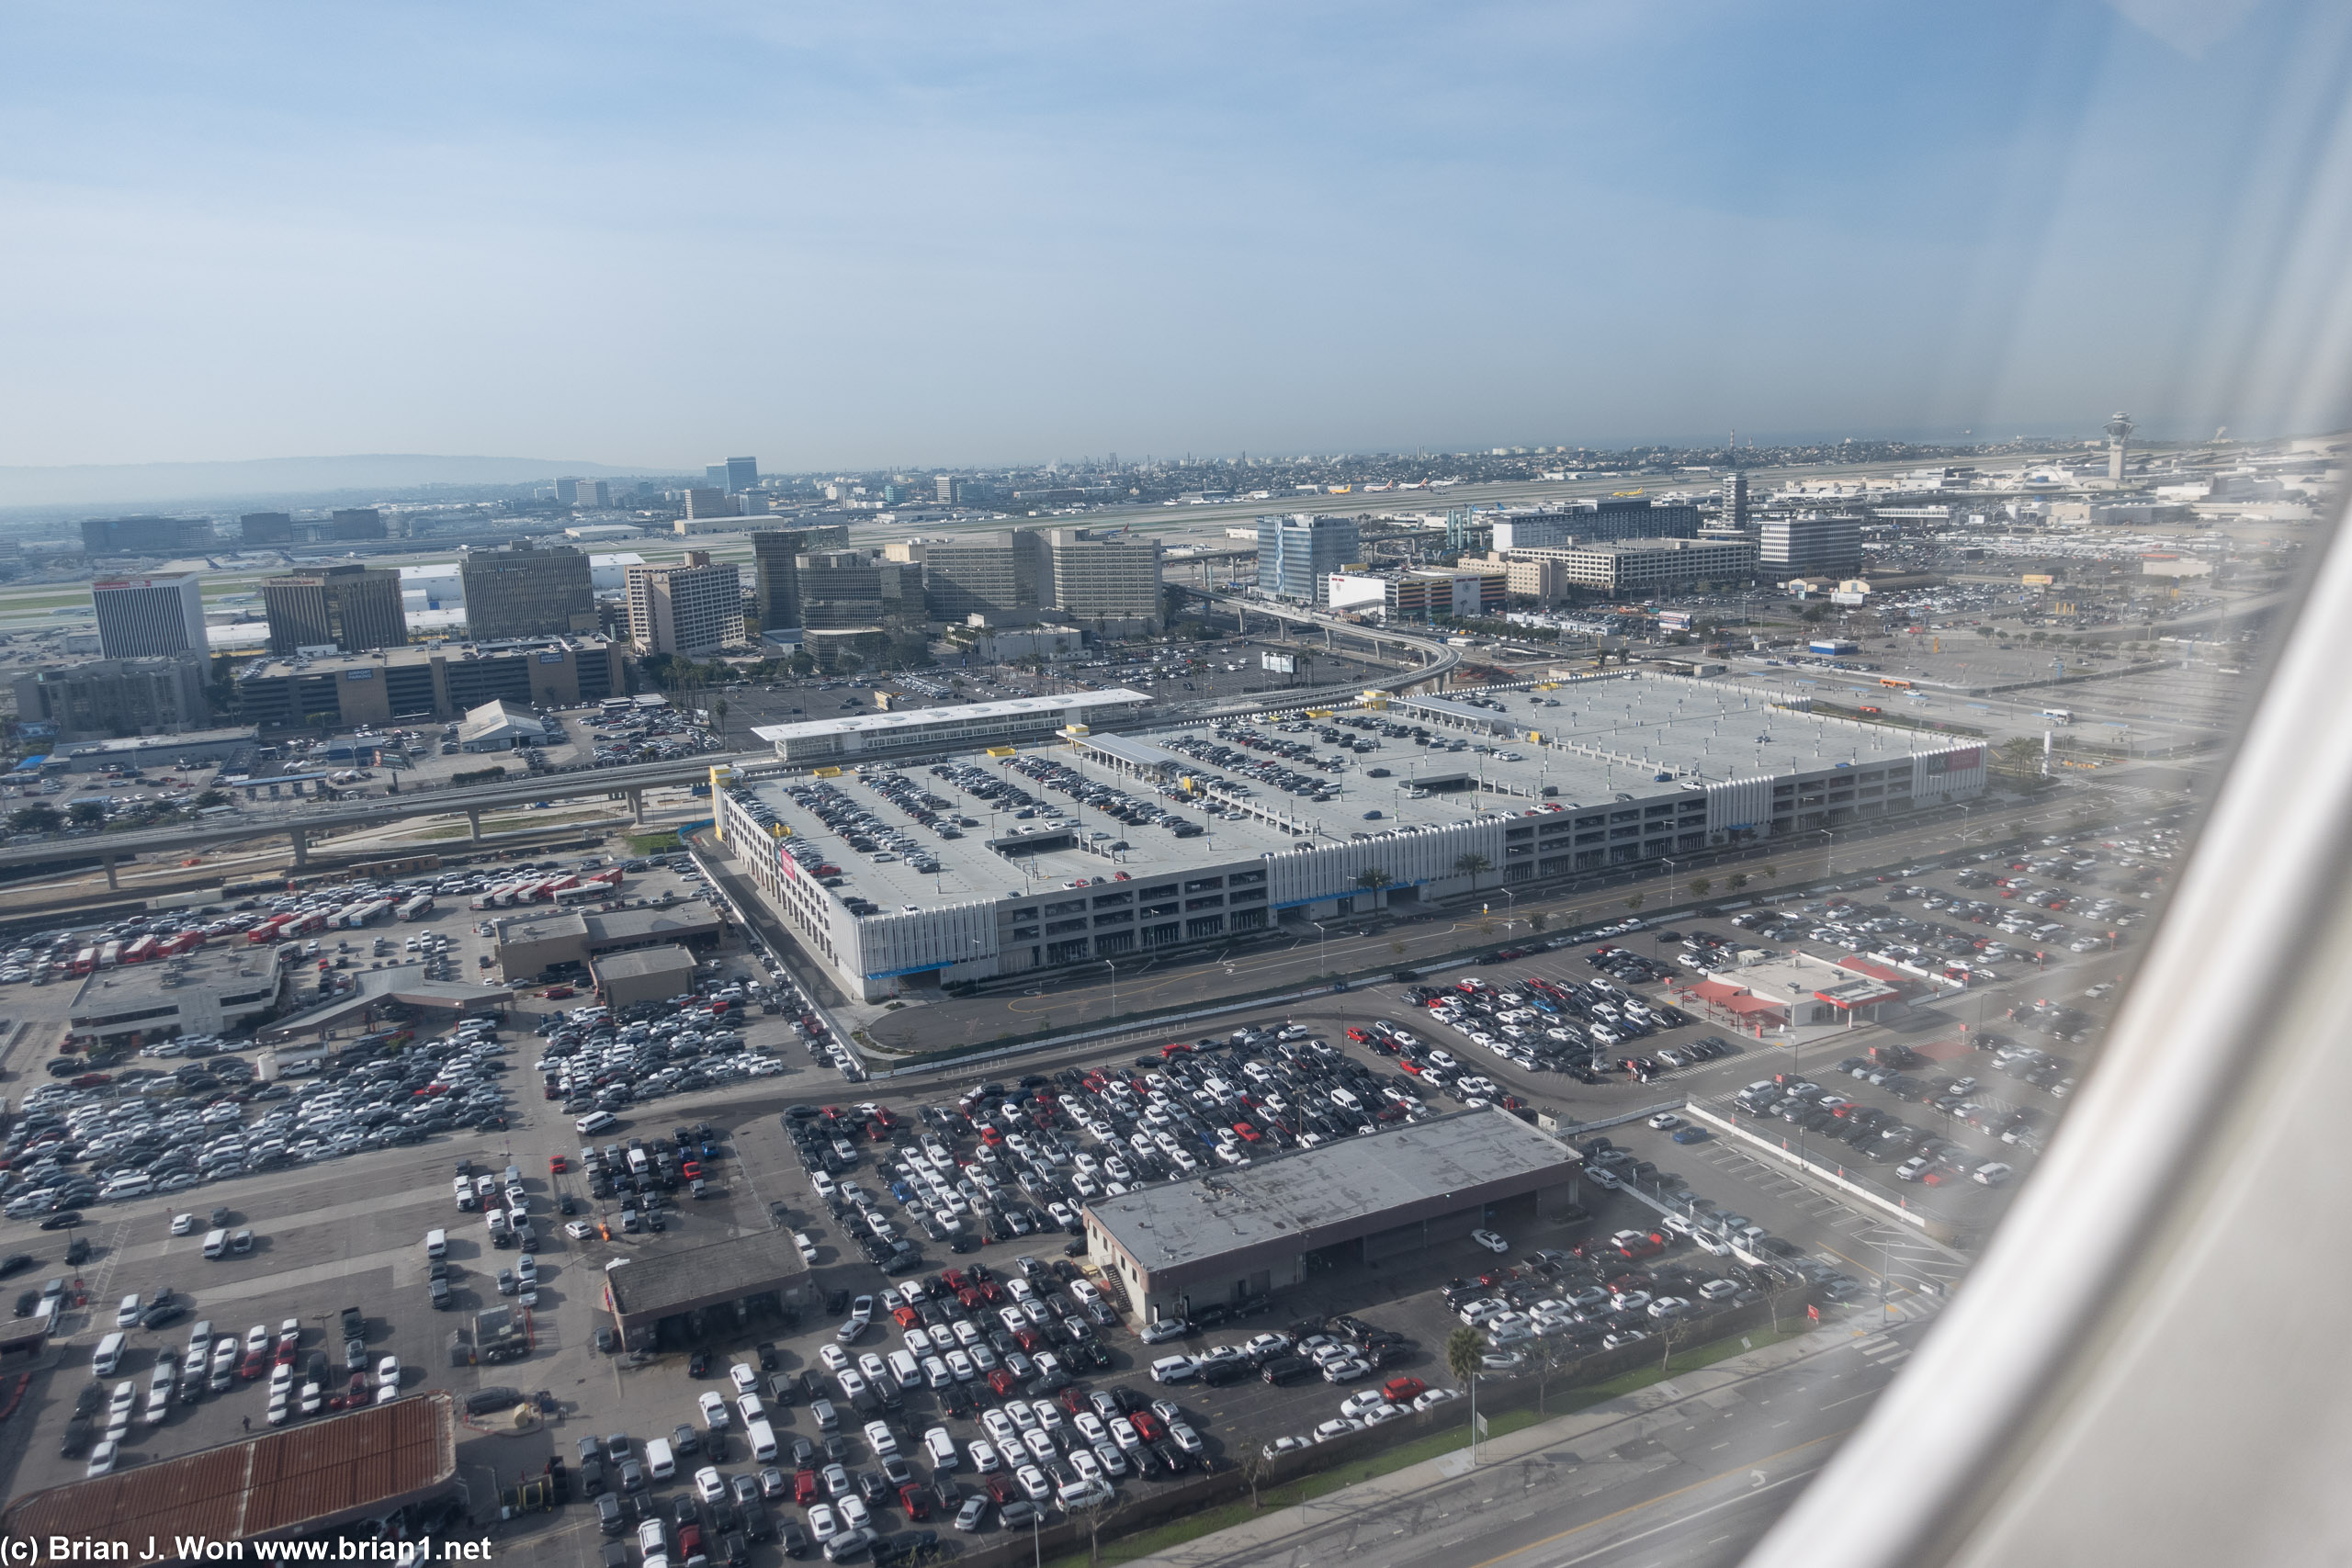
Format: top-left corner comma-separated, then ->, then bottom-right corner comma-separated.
3,0 -> 2350,475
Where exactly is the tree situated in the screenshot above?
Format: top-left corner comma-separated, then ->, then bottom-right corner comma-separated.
1453,852 -> 1492,882
1355,868 -> 1393,897
709,697 -> 729,738
67,801 -> 106,829
1444,1326 -> 1486,1387
1759,863 -> 1779,883
1975,625 -> 1996,638
1528,910 -> 1548,932
1726,872 -> 1749,892
8,803 -> 60,834
1690,877 -> 1712,898
1624,892 -> 1645,913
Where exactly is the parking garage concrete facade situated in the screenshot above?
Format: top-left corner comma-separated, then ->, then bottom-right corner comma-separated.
1083,1111 -> 1581,1324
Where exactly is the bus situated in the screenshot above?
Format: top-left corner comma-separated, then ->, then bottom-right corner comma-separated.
2041,708 -> 2075,725
121,936 -> 159,964
96,941 -> 122,969
398,895 -> 435,921
70,947 -> 97,976
1880,677 -> 1913,690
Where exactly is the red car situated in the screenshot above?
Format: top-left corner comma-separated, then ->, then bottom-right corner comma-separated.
548,1155 -> 568,1173
1056,1385 -> 1090,1416
1130,1410 -> 1165,1443
540,986 -> 575,999
1345,1027 -> 1371,1043
984,1473 -> 1018,1504
1230,1123 -> 1261,1143
794,1469 -> 820,1506
986,1368 -> 1018,1397
891,1305 -> 922,1330
899,1484 -> 932,1520
1382,1376 -> 1428,1404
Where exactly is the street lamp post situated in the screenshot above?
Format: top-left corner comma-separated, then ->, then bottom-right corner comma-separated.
1102,958 -> 1118,1024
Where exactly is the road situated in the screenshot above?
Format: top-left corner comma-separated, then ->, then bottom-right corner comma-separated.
1127,1322 -> 1926,1568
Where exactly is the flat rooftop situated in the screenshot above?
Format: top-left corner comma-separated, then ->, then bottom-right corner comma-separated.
68,946 -> 282,1016
497,905 -> 724,948
605,1226 -> 811,1323
747,688 -> 1150,750
730,672 -> 1968,913
4,1391 -> 456,1545
1088,1110 -> 1578,1272
593,944 -> 696,981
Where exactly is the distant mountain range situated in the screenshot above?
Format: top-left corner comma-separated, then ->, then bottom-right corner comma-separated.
0,454 -> 679,509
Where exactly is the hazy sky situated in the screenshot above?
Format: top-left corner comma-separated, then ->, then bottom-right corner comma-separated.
5,0 -> 2348,472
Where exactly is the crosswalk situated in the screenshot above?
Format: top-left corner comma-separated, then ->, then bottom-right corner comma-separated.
1854,1332 -> 1912,1368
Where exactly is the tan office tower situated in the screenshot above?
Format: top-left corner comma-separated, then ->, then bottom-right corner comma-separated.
626,551 -> 741,657
1043,528 -> 1163,627
261,563 -> 408,654
459,542 -> 597,639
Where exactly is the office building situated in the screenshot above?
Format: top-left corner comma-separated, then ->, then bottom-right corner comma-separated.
330,508 -> 386,540
556,477 -> 611,509
91,573 -> 208,659
1758,514 -> 1862,576
588,552 -> 646,595
902,532 -> 1029,623
1386,567 -> 1508,621
233,636 -> 627,728
458,542 -> 597,639
706,465 -> 730,489
725,457 -> 759,494
1257,513 -> 1359,604
239,512 -> 294,546
261,564 -> 409,654
1505,536 -> 1758,596
626,551 -> 741,657
793,551 -> 922,631
934,475 -> 960,505
751,527 -> 852,630
716,671 -> 1985,1002
80,515 -> 214,557
13,655 -> 211,743
1490,499 -> 1702,552
684,488 -> 736,520
1722,472 -> 1750,531
1044,528 -> 1162,629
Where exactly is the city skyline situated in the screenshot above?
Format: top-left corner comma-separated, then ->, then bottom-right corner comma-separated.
4,2 -> 2349,475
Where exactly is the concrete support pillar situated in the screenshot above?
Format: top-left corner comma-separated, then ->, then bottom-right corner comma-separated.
627,788 -> 646,824
288,829 -> 308,869
466,807 -> 483,842
101,853 -> 118,891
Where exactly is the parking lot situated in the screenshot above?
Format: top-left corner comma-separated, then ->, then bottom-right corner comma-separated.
0,797 -> 2183,1562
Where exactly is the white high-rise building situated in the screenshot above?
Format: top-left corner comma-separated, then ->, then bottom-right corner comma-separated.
91,573 -> 208,659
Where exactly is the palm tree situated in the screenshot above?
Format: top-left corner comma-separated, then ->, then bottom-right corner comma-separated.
1444,1325 -> 1485,1387
1528,910 -> 1548,932
710,696 -> 729,739
1453,852 -> 1493,883
1690,876 -> 1711,898
1355,868 -> 1393,897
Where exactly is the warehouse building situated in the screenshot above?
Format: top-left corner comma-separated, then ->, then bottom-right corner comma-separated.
606,1226 -> 812,1348
713,671 -> 1986,1001
1083,1111 -> 1581,1323
494,903 -> 723,981
67,947 -> 293,1052
592,943 -> 699,1007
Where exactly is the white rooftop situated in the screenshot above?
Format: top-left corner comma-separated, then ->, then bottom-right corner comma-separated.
748,688 -> 1150,748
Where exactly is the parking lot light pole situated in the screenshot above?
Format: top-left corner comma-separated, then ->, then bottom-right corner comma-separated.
1102,959 -> 1118,1023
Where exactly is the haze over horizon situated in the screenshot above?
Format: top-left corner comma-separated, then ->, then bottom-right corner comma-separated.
6,1 -> 2349,473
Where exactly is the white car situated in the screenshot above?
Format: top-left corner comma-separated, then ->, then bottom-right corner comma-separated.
1973,1162 -> 2014,1186
967,1439 -> 1002,1474
698,1392 -> 731,1429
864,1419 -> 898,1458
1310,1417 -> 1363,1443
695,1466 -> 727,1504
1470,1229 -> 1509,1254
1337,1390 -> 1389,1420
923,1427 -> 958,1468
1646,1111 -> 1681,1130
375,1355 -> 401,1391
729,1361 -> 760,1394
564,1220 -> 595,1240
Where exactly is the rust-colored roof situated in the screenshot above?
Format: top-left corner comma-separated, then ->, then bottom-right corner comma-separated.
4,1391 -> 455,1546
